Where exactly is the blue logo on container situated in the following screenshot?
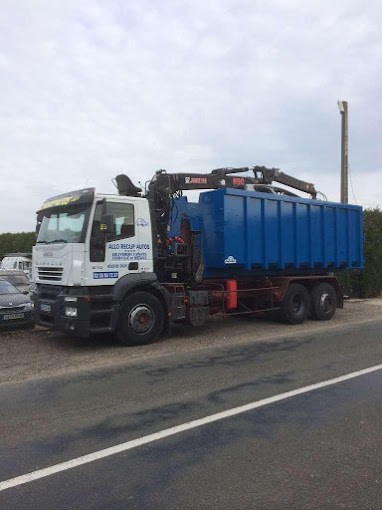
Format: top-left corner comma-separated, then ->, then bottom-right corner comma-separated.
93,272 -> 119,279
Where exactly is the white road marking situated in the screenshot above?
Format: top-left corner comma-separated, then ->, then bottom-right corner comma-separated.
1,363 -> 382,492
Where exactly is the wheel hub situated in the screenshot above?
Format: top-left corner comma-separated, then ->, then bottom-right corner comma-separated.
292,294 -> 302,314
128,305 -> 154,334
320,292 -> 332,313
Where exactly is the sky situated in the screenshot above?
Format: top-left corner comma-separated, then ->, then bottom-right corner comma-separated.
0,0 -> 381,233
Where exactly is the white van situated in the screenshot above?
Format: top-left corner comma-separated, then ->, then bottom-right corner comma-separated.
0,253 -> 32,274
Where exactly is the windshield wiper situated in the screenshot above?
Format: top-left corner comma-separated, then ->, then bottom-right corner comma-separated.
37,239 -> 68,244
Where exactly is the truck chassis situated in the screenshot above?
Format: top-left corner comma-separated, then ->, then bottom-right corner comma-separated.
35,274 -> 343,345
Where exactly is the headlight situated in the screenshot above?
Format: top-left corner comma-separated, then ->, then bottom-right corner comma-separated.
24,302 -> 34,310
65,307 -> 77,317
64,297 -> 78,302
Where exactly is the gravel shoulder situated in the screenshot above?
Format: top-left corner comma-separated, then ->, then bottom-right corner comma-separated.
0,299 -> 381,386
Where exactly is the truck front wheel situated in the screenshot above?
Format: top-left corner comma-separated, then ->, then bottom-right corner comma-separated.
310,283 -> 337,321
117,291 -> 164,346
280,283 -> 310,324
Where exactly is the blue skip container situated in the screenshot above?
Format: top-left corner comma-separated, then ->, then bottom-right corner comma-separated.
170,188 -> 363,279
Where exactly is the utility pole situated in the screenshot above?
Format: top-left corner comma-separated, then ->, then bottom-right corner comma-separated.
337,100 -> 348,203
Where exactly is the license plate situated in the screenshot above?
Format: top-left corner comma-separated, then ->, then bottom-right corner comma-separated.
3,313 -> 25,320
40,304 -> 51,313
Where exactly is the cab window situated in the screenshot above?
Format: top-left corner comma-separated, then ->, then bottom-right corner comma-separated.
107,202 -> 135,241
90,202 -> 135,262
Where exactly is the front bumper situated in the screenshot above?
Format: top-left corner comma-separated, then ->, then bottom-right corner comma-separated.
32,285 -> 114,338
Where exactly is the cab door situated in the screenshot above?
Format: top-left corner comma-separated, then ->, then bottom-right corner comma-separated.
88,199 -> 140,284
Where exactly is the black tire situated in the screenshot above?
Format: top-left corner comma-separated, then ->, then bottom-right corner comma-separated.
310,283 -> 337,321
280,283 -> 310,324
117,291 -> 164,346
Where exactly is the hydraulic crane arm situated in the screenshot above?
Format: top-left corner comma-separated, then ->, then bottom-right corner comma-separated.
145,166 -> 317,198
255,166 -> 317,197
115,166 -> 317,199
210,166 -> 317,198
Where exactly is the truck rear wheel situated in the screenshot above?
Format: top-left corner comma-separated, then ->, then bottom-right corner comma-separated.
280,283 -> 310,324
310,283 -> 337,321
117,291 -> 164,346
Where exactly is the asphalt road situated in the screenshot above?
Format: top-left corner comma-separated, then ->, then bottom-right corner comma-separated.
1,319 -> 382,509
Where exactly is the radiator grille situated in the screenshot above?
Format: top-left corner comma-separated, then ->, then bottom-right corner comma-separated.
37,267 -> 63,282
0,304 -> 26,312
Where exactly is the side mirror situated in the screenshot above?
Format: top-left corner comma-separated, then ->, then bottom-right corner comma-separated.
36,213 -> 43,234
100,213 -> 114,234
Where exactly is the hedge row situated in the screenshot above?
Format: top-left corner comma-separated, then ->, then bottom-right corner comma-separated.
0,232 -> 37,261
0,208 -> 381,297
338,208 -> 382,298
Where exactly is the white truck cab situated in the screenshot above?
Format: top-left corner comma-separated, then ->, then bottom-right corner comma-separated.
32,190 -> 153,287
32,187 -> 160,338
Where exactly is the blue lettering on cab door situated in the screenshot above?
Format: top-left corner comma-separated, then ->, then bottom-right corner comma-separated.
110,243 -> 150,261
93,272 -> 119,279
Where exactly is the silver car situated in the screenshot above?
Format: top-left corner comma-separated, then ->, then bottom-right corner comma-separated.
0,280 -> 35,330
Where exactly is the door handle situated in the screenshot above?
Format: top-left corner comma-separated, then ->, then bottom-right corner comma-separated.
128,262 -> 138,270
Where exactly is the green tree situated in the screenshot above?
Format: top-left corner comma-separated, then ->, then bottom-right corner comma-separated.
0,232 -> 37,261
359,208 -> 382,297
338,208 -> 382,298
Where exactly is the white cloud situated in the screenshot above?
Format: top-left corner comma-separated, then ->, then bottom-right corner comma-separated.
0,0 -> 381,232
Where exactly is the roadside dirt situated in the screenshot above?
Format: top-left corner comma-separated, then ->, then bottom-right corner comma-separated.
0,300 -> 381,386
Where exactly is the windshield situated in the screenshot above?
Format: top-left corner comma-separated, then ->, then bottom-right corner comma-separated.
37,204 -> 91,244
0,281 -> 19,295
1,275 -> 29,285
